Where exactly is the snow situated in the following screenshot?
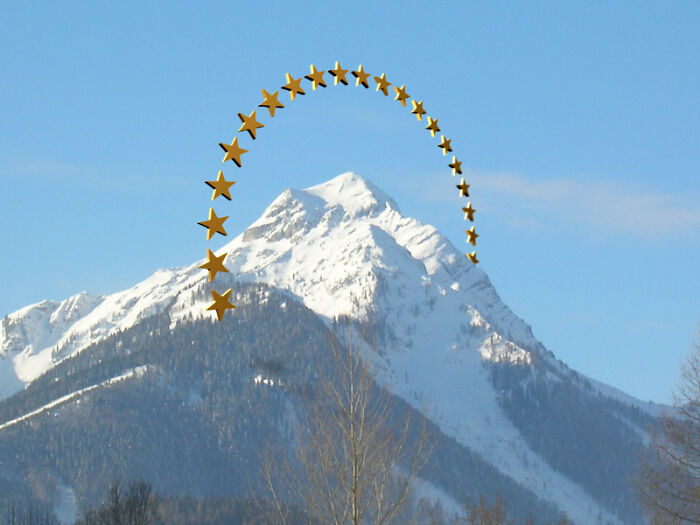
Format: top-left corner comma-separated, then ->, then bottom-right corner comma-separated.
0,366 -> 151,432
0,268 -> 205,398
0,172 -> 537,395
305,172 -> 401,217
412,475 -> 466,519
0,171 -> 660,524
587,375 -> 665,418
0,353 -> 23,399
363,296 -> 624,525
54,483 -> 77,524
253,374 -> 277,386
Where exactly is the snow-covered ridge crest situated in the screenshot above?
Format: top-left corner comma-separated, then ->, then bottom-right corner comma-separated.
0,172 -> 496,396
0,171 -> 648,416
0,266 -> 205,398
305,171 -> 401,217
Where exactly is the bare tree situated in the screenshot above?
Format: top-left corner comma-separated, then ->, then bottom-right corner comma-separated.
123,482 -> 155,525
262,318 -> 432,524
2,500 -> 59,525
464,495 -> 513,525
445,493 -> 570,525
76,481 -> 157,525
638,333 -> 700,523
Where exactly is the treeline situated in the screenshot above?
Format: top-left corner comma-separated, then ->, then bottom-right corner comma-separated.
0,282 -> 567,520
424,494 -> 572,525
488,356 -> 654,522
0,282 -> 331,508
0,280 -> 657,523
0,483 -> 572,525
1,501 -> 59,525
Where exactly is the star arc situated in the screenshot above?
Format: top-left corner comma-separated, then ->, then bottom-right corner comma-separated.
203,61 -> 482,319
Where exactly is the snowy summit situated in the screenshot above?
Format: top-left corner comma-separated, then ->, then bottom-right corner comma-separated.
0,171 -> 660,524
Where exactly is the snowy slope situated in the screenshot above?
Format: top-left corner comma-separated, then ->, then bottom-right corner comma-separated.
0,366 -> 151,432
0,171 -> 659,523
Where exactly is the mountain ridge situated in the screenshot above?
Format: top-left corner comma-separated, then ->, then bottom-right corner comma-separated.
0,171 -> 661,523
0,170 -> 660,415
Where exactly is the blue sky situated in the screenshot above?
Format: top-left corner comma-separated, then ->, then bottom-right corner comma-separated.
1,1 -> 698,404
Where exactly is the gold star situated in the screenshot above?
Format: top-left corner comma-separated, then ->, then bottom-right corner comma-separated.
373,73 -> 391,96
198,208 -> 228,240
282,73 -> 306,100
411,100 -> 426,121
352,64 -> 370,88
456,178 -> 470,197
199,249 -> 229,282
205,170 -> 236,201
462,202 -> 476,221
304,64 -> 327,90
466,226 -> 479,246
219,137 -> 247,167
467,251 -> 479,264
237,110 -> 264,140
438,135 -> 452,155
329,61 -> 349,85
259,89 -> 285,117
207,288 -> 236,322
393,85 -> 410,107
425,117 -> 440,137
448,156 -> 462,175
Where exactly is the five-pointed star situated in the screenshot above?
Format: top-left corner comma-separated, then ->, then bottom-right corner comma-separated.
462,202 -> 476,221
205,170 -> 236,201
237,110 -> 264,140
259,89 -> 285,117
411,100 -> 426,121
282,73 -> 306,100
199,248 -> 229,282
207,288 -> 236,321
219,137 -> 248,166
425,117 -> 440,137
438,135 -> 452,155
329,61 -> 349,85
373,73 -> 391,96
456,178 -> 470,197
466,226 -> 479,246
393,84 -> 410,106
198,208 -> 228,240
304,64 -> 327,90
352,64 -> 370,88
448,156 -> 462,175
466,251 -> 479,264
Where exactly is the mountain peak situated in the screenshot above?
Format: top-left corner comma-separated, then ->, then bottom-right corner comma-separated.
237,172 -> 402,246
0,171 -> 662,525
303,172 -> 400,217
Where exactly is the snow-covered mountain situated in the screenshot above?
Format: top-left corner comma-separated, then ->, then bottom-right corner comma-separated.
0,172 -> 660,523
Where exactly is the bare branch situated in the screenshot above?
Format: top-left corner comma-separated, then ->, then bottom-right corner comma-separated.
261,316 -> 432,524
